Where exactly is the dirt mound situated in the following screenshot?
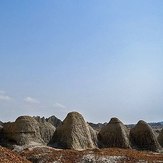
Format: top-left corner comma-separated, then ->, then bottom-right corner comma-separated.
130,120 -> 161,152
98,117 -> 130,148
50,112 -> 97,150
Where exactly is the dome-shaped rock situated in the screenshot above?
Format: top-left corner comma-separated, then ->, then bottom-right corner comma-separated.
130,120 -> 161,152
49,112 -> 97,150
98,117 -> 130,148
3,116 -> 44,145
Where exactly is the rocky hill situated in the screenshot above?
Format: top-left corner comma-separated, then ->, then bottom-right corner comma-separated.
34,115 -> 62,128
2,116 -> 56,147
98,118 -> 130,148
89,121 -> 163,132
0,112 -> 162,163
130,120 -> 161,152
49,112 -> 97,150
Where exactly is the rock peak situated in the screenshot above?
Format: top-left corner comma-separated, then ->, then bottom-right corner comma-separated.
109,117 -> 122,124
50,111 -> 97,150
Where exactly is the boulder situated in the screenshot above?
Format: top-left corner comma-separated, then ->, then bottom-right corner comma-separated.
50,112 -> 97,150
98,117 -> 130,148
158,129 -> 163,147
130,120 -> 161,152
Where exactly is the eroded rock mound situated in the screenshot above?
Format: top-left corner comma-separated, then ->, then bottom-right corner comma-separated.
34,115 -> 62,128
46,115 -> 62,128
38,121 -> 56,144
50,112 -> 97,150
33,116 -> 46,123
3,116 -> 44,146
3,116 -> 56,146
158,129 -> 163,147
130,120 -> 161,152
98,117 -> 130,148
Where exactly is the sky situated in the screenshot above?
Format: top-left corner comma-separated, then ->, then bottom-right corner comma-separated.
0,0 -> 163,124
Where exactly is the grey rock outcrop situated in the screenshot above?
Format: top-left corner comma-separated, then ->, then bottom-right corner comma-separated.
130,120 -> 161,152
38,121 -> 56,144
50,112 -> 97,150
2,116 -> 56,146
98,117 -> 130,148
46,116 -> 62,128
34,115 -> 62,128
3,116 -> 44,146
158,129 -> 163,147
33,116 -> 46,123
88,122 -> 107,132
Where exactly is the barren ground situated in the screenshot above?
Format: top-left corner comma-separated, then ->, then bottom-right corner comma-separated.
20,146 -> 163,163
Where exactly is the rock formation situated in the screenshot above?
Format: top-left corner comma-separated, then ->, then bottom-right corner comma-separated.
3,116 -> 44,146
2,116 -> 56,146
158,129 -> 163,147
38,120 -> 56,144
130,120 -> 161,152
49,112 -> 97,150
98,117 -> 130,148
88,122 -> 107,132
46,115 -> 62,128
34,115 -> 62,128
33,116 -> 46,123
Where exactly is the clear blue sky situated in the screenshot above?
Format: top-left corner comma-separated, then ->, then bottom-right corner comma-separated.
0,0 -> 163,123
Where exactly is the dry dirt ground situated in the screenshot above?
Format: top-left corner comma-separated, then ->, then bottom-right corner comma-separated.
0,146 -> 30,163
19,146 -> 163,163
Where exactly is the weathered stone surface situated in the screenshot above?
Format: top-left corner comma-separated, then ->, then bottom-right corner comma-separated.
3,116 -> 44,145
38,121 -> 56,144
33,116 -> 46,123
50,112 -> 97,150
3,116 -> 56,146
158,128 -> 163,147
34,115 -> 62,128
98,117 -> 130,148
130,120 -> 161,152
46,115 -> 62,128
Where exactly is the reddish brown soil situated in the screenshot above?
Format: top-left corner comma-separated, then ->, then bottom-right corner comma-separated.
0,146 -> 31,163
20,146 -> 163,163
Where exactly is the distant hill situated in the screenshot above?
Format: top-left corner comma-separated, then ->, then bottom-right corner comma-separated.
148,122 -> 163,129
88,121 -> 163,132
